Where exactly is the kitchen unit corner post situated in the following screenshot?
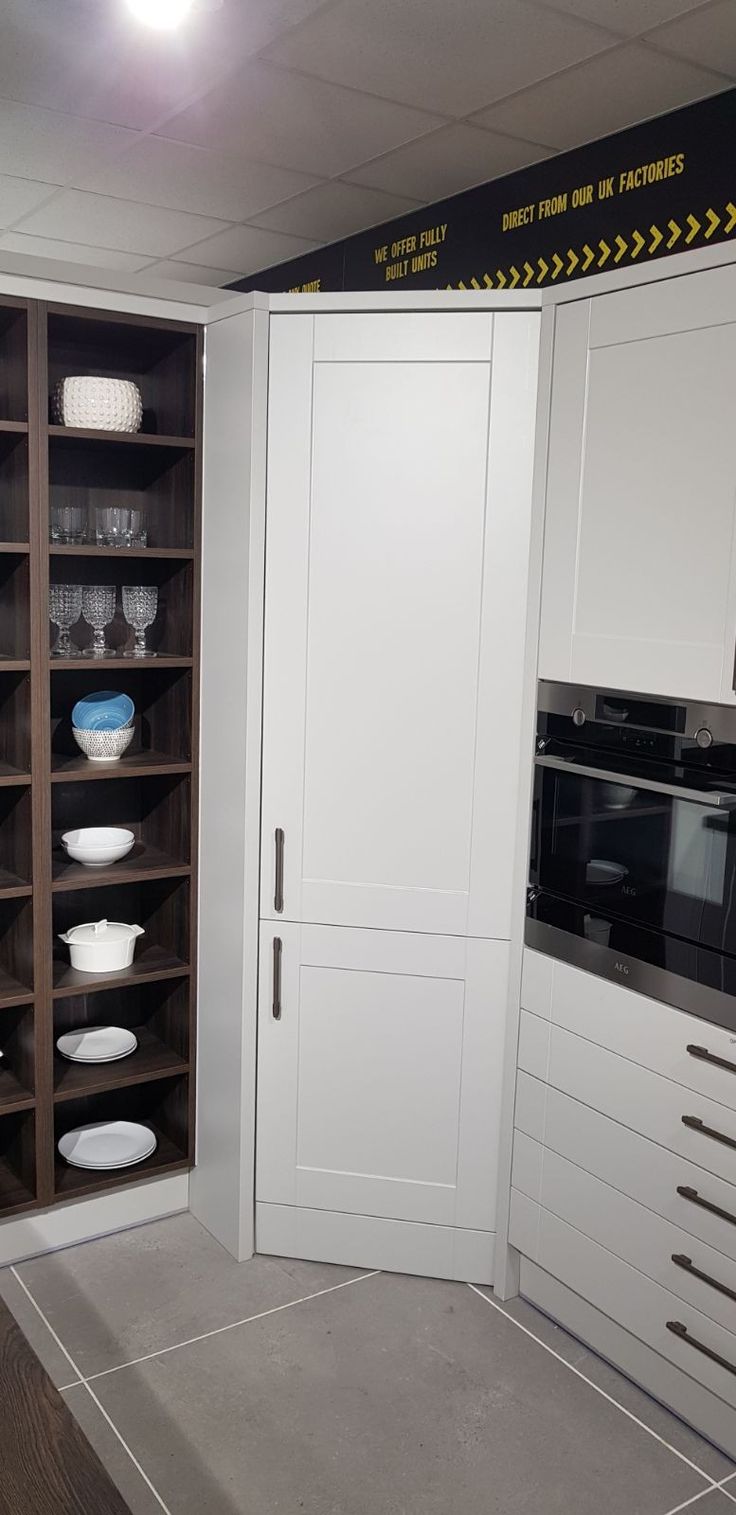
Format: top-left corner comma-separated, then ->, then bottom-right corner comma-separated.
32,302 -> 54,1206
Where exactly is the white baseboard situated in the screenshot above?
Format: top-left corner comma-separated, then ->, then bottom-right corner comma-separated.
0,1174 -> 189,1266
256,1202 -> 494,1284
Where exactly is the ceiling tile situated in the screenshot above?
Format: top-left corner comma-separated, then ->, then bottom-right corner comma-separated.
0,175 -> 57,228
158,61 -> 446,177
470,42 -> 726,149
0,100 -> 136,186
0,232 -> 153,272
529,0 -> 716,37
0,0 -> 330,131
346,123 -> 555,201
262,0 -> 621,116
646,0 -> 736,75
77,136 -> 321,222
13,190 -> 230,258
145,260 -> 236,286
170,223 -> 320,274
251,180 -> 423,240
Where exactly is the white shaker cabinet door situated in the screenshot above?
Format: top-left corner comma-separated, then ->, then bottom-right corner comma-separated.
255,921 -> 508,1236
539,265 -> 736,703
261,311 -> 539,936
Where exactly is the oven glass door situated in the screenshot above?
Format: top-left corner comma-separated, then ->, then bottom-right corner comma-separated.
532,759 -> 736,957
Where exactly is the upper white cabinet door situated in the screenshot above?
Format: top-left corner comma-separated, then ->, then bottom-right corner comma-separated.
539,265 -> 736,703
261,311 -> 539,935
255,921 -> 508,1233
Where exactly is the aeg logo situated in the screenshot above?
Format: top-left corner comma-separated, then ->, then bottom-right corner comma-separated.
613,961 -> 630,976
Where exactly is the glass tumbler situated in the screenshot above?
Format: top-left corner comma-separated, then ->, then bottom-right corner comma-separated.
49,583 -> 83,657
50,505 -> 86,544
96,507 -> 132,548
122,585 -> 158,657
82,584 -> 116,657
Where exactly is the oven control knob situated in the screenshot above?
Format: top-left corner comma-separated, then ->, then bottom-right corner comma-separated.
572,707 -> 586,727
695,726 -> 713,750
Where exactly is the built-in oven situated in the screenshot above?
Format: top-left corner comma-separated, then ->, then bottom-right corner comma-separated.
527,681 -> 736,1032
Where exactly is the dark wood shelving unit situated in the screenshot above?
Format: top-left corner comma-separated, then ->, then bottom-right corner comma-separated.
0,295 -> 201,1217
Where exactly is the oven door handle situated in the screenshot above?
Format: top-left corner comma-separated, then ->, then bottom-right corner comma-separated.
534,754 -> 736,810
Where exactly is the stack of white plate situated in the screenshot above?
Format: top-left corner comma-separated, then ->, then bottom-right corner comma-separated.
58,1121 -> 157,1170
56,1026 -> 138,1063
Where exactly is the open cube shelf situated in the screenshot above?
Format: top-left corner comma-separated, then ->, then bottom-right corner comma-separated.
54,978 -> 189,1101
54,1074 -> 189,1199
52,772 -> 191,889
0,432 -> 29,544
0,303 -> 29,424
48,433 -> 196,551
52,875 -> 191,994
50,666 -> 193,776
48,553 -> 193,659
0,1109 -> 35,1214
47,309 -> 197,438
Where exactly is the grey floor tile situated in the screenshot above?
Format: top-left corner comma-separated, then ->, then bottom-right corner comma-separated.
16,1214 -> 368,1377
476,1286 -> 735,1482
0,1265 -> 79,1388
63,1384 -> 167,1515
691,1496 -> 736,1512
93,1271 -> 710,1515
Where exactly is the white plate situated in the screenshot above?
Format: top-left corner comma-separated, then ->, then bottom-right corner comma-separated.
586,858 -> 629,886
56,1026 -> 138,1063
58,1121 -> 156,1170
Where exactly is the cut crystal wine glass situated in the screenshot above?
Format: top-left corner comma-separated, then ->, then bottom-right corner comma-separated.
49,583 -> 82,658
82,584 -> 116,658
122,585 -> 158,658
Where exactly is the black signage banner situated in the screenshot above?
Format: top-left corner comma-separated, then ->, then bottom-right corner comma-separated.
231,88 -> 736,295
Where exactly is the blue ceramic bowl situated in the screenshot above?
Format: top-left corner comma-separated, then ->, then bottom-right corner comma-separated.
72,691 -> 135,732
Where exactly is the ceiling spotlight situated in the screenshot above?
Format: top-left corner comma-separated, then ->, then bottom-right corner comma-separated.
126,0 -> 196,29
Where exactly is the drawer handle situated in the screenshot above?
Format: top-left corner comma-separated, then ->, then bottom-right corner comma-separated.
671,1253 -> 736,1304
687,1043 -> 736,1076
682,1115 -> 736,1151
666,1320 -> 736,1378
678,1184 -> 736,1228
274,828 -> 285,914
272,936 -> 282,1020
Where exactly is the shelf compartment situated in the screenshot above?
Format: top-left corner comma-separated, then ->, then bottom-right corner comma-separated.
54,1074 -> 189,1198
0,672 -> 31,778
48,555 -> 194,659
0,1005 -> 34,1112
0,432 -> 29,543
0,305 -> 28,424
51,666 -> 192,774
54,978 -> 189,1100
53,876 -> 190,994
0,786 -> 32,894
52,772 -> 191,890
48,432 -> 196,552
0,898 -> 33,1007
0,1109 -> 35,1214
0,554 -> 30,661
47,308 -> 197,438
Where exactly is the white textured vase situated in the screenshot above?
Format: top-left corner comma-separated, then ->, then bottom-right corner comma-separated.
53,377 -> 143,433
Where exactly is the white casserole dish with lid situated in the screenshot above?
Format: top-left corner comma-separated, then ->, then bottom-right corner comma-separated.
59,918 -> 144,973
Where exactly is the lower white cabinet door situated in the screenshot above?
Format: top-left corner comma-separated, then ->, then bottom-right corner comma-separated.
256,923 -> 508,1271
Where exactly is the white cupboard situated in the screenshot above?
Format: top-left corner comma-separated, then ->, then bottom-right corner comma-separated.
256,305 -> 540,1280
539,263 -> 736,703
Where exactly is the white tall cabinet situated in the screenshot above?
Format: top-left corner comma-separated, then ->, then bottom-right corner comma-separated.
256,303 -> 541,1282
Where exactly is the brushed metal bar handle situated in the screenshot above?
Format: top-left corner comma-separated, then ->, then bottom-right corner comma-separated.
677,1184 -> 736,1228
671,1253 -> 736,1304
272,936 -> 282,1020
666,1319 -> 736,1377
687,1043 -> 736,1076
682,1114 -> 736,1151
535,753 -> 736,809
274,827 -> 284,914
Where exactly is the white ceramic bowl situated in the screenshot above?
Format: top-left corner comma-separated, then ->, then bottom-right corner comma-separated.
61,827 -> 135,868
59,919 -> 145,973
72,722 -> 134,763
53,377 -> 143,433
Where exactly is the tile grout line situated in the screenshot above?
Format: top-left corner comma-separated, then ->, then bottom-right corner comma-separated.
78,1268 -> 382,1384
466,1284 -> 719,1488
10,1268 -> 174,1515
662,1489 -> 725,1515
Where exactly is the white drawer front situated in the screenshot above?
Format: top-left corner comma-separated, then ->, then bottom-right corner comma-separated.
513,1136 -> 736,1335
518,1013 -> 736,1188
514,1075 -> 736,1266
516,1202 -> 736,1410
521,949 -> 736,1108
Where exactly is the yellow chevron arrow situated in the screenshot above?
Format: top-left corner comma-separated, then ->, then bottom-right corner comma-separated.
509,265 -> 520,288
537,256 -> 548,283
550,252 -> 563,280
705,207 -> 720,239
667,219 -> 681,250
581,243 -> 594,272
726,202 -> 736,234
649,224 -> 662,254
496,269 -> 506,289
598,239 -> 610,268
457,281 -> 467,290
685,214 -> 700,244
631,229 -> 644,258
483,273 -> 493,288
567,248 -> 579,276
523,261 -> 534,287
614,234 -> 627,263
470,276 -> 482,289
